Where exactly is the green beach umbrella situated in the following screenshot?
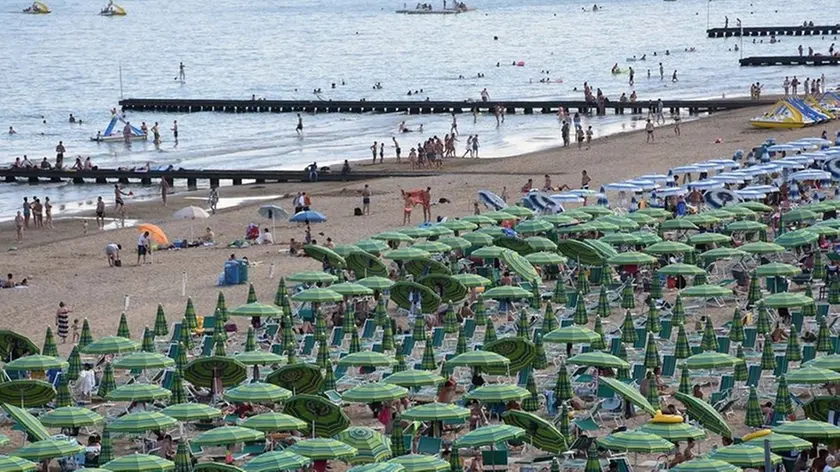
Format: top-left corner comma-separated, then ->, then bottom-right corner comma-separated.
645,241 -> 694,255
401,402 -> 470,422
346,251 -> 389,278
116,312 -> 131,339
102,454 -> 175,472
107,383 -> 172,402
4,354 -> 67,372
745,386 -> 763,428
54,374 -> 72,408
388,455 -> 448,472
391,281 -> 441,313
0,455 -> 36,472
598,376 -> 656,415
646,300 -> 661,334
744,432 -> 811,452
658,263 -> 705,277
97,363 -> 116,398
729,308 -> 745,342
521,370 -> 540,412
708,445 -> 782,468
803,285 -> 817,318
455,424 -> 525,448
321,361 -> 337,393
552,282 -> 568,305
813,251 -> 827,281
643,333 -> 661,369
446,350 -> 509,369
649,274 -> 663,300
572,294 -> 589,325
598,431 -> 673,453
541,303 -> 558,334
786,365 -> 840,384
419,338 -> 436,371
384,369 -> 444,388
774,229 -> 819,248
584,443 -> 602,472
671,459 -> 742,472
482,337 -> 536,375
152,305 -> 169,338
213,331 -> 227,356
734,344 -> 748,381
383,247 -> 432,261
678,365 -> 691,395
241,412 -> 306,432
173,442 -> 191,472
674,391 -> 732,438
601,233 -> 642,246
772,376 -> 794,424
65,345 -> 81,381
483,317 -> 496,344
755,263 -> 801,277
553,362 -> 573,403
568,352 -> 630,369
525,251 -> 566,265
502,410 -> 567,453
284,394 -> 351,437
174,341 -> 188,371
500,249 -> 540,282
224,382 -> 292,404
288,271 -> 338,285
740,242 -> 785,255
179,317 -> 193,351
216,292 -> 230,325
98,430 -> 114,464
760,338 -> 776,371
674,324 -> 691,359
455,326 -> 468,355
526,236 -> 559,252
39,407 -> 103,428
342,383 -> 408,403
314,309 -> 327,343
382,320 -> 395,351
532,332 -> 548,369
465,384 -> 530,403
11,439 -> 84,461
688,232 -> 732,245
700,317 -> 718,352
608,252 -> 657,266
481,285 -> 532,300
786,329 -> 802,362
755,303 -> 771,335
672,295 -> 685,326
620,310 -> 637,345
817,319 -> 833,352
184,297 -> 199,330
773,419 -> 840,440
317,338 -> 331,368
108,411 -> 177,434
356,239 -> 390,254
620,284 -> 635,310
161,402 -> 222,422
192,425 -> 264,447
681,285 -> 730,298
141,326 -> 155,353
113,352 -> 176,371
413,315 -> 427,342
167,368 -> 187,405
830,278 -> 840,305
411,241 -> 451,254
40,327 -> 57,358
290,288 -> 342,305
684,351 -> 742,370
76,319 -> 93,348
81,336 -> 139,355
693,272 -> 708,285
183,356 -> 247,389
330,282 -> 374,297
389,415 -> 406,458
591,317 -> 607,351
638,421 -> 707,442
334,427 -> 391,465
442,304 -> 459,334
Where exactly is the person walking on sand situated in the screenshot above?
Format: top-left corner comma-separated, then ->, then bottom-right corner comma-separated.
208,186 -> 219,215
401,190 -> 414,225
161,178 -> 170,206
379,142 -> 385,164
645,119 -> 655,143
296,113 -> 303,136
362,184 -> 372,215
462,135 -> 473,158
576,126 -> 585,150
585,126 -> 593,150
22,197 -> 30,229
562,120 -> 570,147
472,135 -> 479,158
422,187 -> 432,222
44,197 -> 53,229
673,111 -> 681,136
371,141 -> 378,164
392,137 -> 401,162
137,231 -> 151,265
96,196 -> 105,230
14,211 -> 24,243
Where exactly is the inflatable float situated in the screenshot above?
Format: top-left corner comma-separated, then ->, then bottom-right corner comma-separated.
651,410 -> 684,424
23,1 -> 50,13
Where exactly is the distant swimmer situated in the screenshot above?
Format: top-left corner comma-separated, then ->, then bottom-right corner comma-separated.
151,122 -> 161,144
611,63 -> 619,74
296,113 -> 303,136
176,62 -> 185,83
69,113 -> 76,123
8,126 -> 16,134
672,70 -> 679,82
628,67 -> 635,86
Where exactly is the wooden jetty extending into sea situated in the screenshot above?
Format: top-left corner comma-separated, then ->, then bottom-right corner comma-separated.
119,98 -> 770,116
707,25 -> 840,38
739,55 -> 840,66
0,168 -> 436,189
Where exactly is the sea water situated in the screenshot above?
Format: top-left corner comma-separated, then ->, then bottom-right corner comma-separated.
0,0 -> 835,219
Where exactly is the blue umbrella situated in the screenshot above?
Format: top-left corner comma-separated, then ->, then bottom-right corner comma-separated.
704,189 -> 742,208
478,190 -> 507,210
290,210 -> 327,223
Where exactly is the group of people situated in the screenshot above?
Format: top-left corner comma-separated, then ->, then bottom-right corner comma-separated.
14,195 -> 54,242
782,75 -> 827,97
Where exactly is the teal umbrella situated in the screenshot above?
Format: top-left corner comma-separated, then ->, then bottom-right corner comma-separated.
102,454 -> 175,472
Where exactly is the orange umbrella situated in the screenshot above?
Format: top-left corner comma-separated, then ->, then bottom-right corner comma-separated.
137,224 -> 169,246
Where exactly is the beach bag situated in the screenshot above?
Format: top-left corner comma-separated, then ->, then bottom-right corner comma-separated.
354,207 -> 363,216
114,260 -> 122,267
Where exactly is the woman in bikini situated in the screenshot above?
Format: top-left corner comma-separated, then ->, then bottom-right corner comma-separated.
401,190 -> 414,225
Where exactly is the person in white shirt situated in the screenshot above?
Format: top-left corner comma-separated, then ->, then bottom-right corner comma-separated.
259,228 -> 274,245
137,231 -> 150,265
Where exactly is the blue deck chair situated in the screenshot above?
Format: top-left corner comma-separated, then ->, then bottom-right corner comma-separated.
774,355 -> 788,376
817,303 -> 830,319
270,343 -> 283,355
169,323 -> 182,346
372,343 -> 383,353
417,436 -> 442,455
661,354 -> 677,377
609,337 -> 622,356
566,291 -> 578,309
300,334 -> 315,355
431,327 -> 445,348
634,328 -> 648,349
631,364 -> 646,383
482,449 -> 509,471
803,344 -> 816,362
361,319 -> 376,339
463,318 -> 477,339
334,364 -> 347,380
744,327 -> 757,349
160,370 -> 175,390
746,364 -> 762,388
581,345 -> 593,354
202,316 -> 216,335
560,318 -> 573,328
166,343 -> 179,361
199,336 -> 214,357
716,336 -> 731,354
330,327 -> 344,346
659,319 -> 673,341
691,345 -> 702,355
791,312 -> 803,334
401,335 -> 415,355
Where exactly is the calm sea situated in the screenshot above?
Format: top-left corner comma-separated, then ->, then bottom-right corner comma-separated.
0,0 -> 836,218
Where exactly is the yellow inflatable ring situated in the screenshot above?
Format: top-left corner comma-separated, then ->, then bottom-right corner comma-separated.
651,410 -> 684,424
742,429 -> 771,441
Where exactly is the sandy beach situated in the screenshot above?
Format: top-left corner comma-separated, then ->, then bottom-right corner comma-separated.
1,105 -> 833,468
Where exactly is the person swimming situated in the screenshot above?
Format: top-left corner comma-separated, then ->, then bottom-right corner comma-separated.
611,63 -> 619,73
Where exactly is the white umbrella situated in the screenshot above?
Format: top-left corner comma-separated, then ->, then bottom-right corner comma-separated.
258,205 -> 289,236
173,205 -> 209,240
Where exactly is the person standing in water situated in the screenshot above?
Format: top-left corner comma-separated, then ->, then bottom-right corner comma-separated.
450,113 -> 458,135
160,178 -> 170,206
392,137 -> 401,163
296,114 -> 303,136
178,62 -> 186,82
171,120 -> 179,142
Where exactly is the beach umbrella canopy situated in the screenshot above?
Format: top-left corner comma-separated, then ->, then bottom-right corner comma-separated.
383,369 -> 444,388
761,292 -> 814,309
688,233 -> 732,245
404,258 -> 451,278
598,377 -> 656,415
683,352 -> 742,370
65,345 -> 81,382
161,403 -> 222,422
284,394 -> 351,437
388,454 -> 449,472
243,450 -> 311,472
700,247 -> 748,261
661,219 -> 699,231
450,273 -> 491,288
113,352 -> 175,370
675,392 -> 732,438
411,241 -> 452,254
465,383 -> 530,403
638,422 -> 707,442
455,424 -> 526,448
805,354 -> 840,371
346,251 -> 389,278
516,219 -> 554,234
725,220 -> 767,232
608,252 -> 657,266
106,384 -> 172,402
390,281 -> 441,313
1,404 -> 49,442
3,354 -> 67,372
526,236 -> 559,252
645,241 -> 694,255
0,455 -> 36,472
356,239 -> 390,255
418,275 -> 468,302
290,288 -> 343,304
502,410 -> 567,453
567,352 -> 630,369
707,445 -> 782,468
349,464 -> 405,472
461,231 -> 494,247
643,333 -> 660,369
356,276 -> 394,291
501,249 -> 540,281
0,379 -> 55,407
183,356 -> 247,388
775,229 -> 819,249
739,242 -> 785,254
108,411 -> 178,433
303,245 -> 346,268
600,233 -> 642,246
39,407 -> 103,428
744,432 -> 811,452
401,403 -> 470,422
674,324 -> 691,360
338,351 -> 396,367
264,363 -> 322,394
773,419 -> 840,440
470,245 -> 507,259
289,438 -> 357,461
446,350 -> 510,369
241,412 -> 307,433
192,426 -> 264,448
0,330 -> 40,360
680,285 -> 730,298
101,454 -> 175,472
333,244 -> 363,258
786,366 -> 840,384
288,271 -> 339,285
234,350 -> 284,367
556,239 -> 617,266
482,337 -> 536,375
383,247 -> 431,261
525,252 -> 566,265
342,383 -> 408,403
481,286 -> 532,300
10,439 -> 83,462
755,263 -> 802,277
598,431 -> 673,453
223,382 -> 292,404
335,427 -> 391,465
79,335 -> 139,355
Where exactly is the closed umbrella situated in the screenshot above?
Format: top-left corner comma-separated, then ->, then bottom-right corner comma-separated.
745,387 -> 763,428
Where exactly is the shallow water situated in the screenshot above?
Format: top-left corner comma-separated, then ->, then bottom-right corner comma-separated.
0,0 -> 836,219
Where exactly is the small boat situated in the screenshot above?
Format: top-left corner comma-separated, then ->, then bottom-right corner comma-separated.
23,1 -> 50,14
91,114 -> 147,142
99,2 -> 126,16
396,2 -> 473,14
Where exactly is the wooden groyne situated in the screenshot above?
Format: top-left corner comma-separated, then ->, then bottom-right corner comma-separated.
707,25 -> 840,38
119,98 -> 770,116
739,55 -> 840,66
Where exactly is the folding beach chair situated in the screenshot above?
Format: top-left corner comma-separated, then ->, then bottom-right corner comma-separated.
168,323 -> 182,346
431,327 -> 445,348
361,319 -> 376,339
330,327 -> 344,346
803,344 -> 817,362
659,319 -> 673,341
198,336 -> 214,357
202,316 -> 215,335
463,318 -> 477,339
401,335 -> 415,355
634,328 -> 648,349
631,364 -> 646,384
417,436 -> 442,455
716,336 -> 731,354
746,364 -> 762,388
743,327 -> 757,350
773,355 -> 788,376
661,355 -> 676,378
300,334 -> 315,356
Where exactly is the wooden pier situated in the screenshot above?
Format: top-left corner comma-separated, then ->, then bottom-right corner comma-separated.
739,55 -> 840,66
119,98 -> 770,116
707,25 -> 840,38
0,168 -> 436,189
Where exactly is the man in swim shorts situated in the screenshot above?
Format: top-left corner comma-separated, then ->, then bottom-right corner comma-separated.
137,231 -> 150,265
105,243 -> 122,267
362,184 -> 371,215
96,196 -> 105,229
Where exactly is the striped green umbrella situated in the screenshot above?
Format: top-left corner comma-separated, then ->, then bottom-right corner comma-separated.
745,386 -> 763,428
229,300 -> 285,319
786,365 -> 840,384
755,303 -> 771,335
373,231 -> 416,244
107,384 -> 172,402
98,429 -> 114,464
813,251 -> 827,281
346,251 -> 389,278
572,294 -> 589,325
411,241 -> 451,254
0,379 -> 55,407
502,206 -> 536,218
11,439 -> 84,461
643,333 -> 661,369
620,284 -> 635,310
734,344 -> 748,381
744,432 -> 811,452
108,411 -> 178,433
335,427 -> 391,465
674,391 -> 732,438
356,239 -> 390,255
161,403 -> 222,422
217,291 -> 231,325
2,404 -> 49,442
700,317 -> 718,352
684,351 -> 742,370
533,332 -> 549,369
671,459 -> 742,472
465,384 -> 530,403
4,354 -> 67,372
601,233 -> 642,246
541,304 -> 558,334
81,336 -> 139,355
482,337 -> 536,375
688,232 -> 732,245
470,245 -> 507,259
288,271 -> 339,285
803,285 -> 817,318
516,219 -> 553,234
439,219 -> 479,234
677,364 -> 692,395
168,370 -> 188,404
224,382 -> 292,404
173,442 -> 190,472
553,362 -> 573,402
184,356 -> 247,388
638,422 -> 707,442
501,410 -> 567,453
526,236 -> 559,252
608,252 -> 657,266
817,319 -> 833,352
620,310 -> 637,345
65,345 -> 81,382
153,304 -> 169,337
461,231 -> 494,248
289,438 -> 357,461
775,229 -> 819,248
388,454 -> 448,472
320,361 -> 337,393
192,426 -> 264,447
339,352 -> 396,368
289,288 -> 343,305
113,352 -> 175,371
804,353 -> 840,371
557,403 -> 571,438
174,340 -> 188,371
521,370 -> 540,412
517,309 -> 531,338
401,402 -> 470,422
140,327 -> 155,353
383,247 -> 432,261
54,374 -> 72,408
693,272 -> 708,285
441,304 -> 459,334
316,338 -> 331,368
583,443 -> 602,472
39,407 -> 103,428
396,227 -> 432,238
598,431 -> 673,453
784,329 -> 802,362
728,308 -> 745,342
0,455 -> 36,472
382,320 -> 395,351
116,312 -> 131,339
670,294 -> 685,326
412,314 -> 427,342
74,319 -> 93,349
483,317 -> 496,344
645,375 -> 660,410
674,324 -> 691,359
575,270 -> 591,295
740,242 -> 785,255
645,241 -> 694,255
649,273 -> 663,299
658,263 -> 705,277
342,383 -> 408,403
746,271 -> 762,306
243,450 -> 310,472
178,317 -> 194,351
102,454 -> 175,472
454,424 -> 525,448
449,447 -> 464,472
454,326 -> 468,356
755,263 -> 801,277
330,282 -> 374,297
525,251 -> 566,266
391,281 -> 441,313
552,282 -> 568,305
595,286 -> 610,319
773,419 -> 840,440
419,338 -> 436,371
241,412 -> 307,433
40,327 -> 58,357
760,337 -> 776,371
384,369 -> 444,388
314,309 -> 328,342
646,300 -> 661,334
568,352 -> 630,369
707,445 -> 782,468
284,394 -> 350,437
184,296 -> 199,330
830,278 -> 840,305
600,376 -> 656,415
500,249 -> 540,282
683,213 -> 721,226
773,376 -> 794,424
681,285 -> 730,298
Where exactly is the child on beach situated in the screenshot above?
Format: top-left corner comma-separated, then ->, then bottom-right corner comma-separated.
401,190 -> 414,225
585,126 -> 593,150
71,319 -> 80,343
